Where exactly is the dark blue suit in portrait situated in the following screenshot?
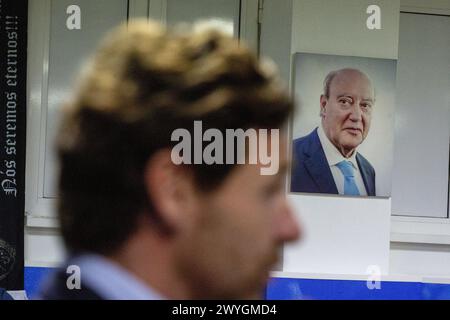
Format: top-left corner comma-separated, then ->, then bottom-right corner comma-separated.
0,288 -> 13,300
290,128 -> 376,196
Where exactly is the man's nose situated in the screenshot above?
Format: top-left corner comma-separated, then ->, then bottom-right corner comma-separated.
348,102 -> 363,122
275,199 -> 302,243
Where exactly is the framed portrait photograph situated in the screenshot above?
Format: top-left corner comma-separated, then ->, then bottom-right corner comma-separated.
290,53 -> 397,198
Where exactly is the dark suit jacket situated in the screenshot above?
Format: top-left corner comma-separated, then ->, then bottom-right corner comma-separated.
0,288 -> 13,300
38,268 -> 102,300
290,128 -> 376,196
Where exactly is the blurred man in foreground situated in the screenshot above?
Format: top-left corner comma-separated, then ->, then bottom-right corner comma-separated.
39,20 -> 300,300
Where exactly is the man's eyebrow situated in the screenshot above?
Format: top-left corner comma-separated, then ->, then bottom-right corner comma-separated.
336,94 -> 374,102
336,94 -> 353,99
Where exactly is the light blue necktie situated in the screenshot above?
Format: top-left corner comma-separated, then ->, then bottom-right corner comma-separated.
335,160 -> 360,196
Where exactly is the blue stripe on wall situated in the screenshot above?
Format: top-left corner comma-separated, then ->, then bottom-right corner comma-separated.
266,277 -> 450,300
25,266 -> 55,299
24,266 -> 450,300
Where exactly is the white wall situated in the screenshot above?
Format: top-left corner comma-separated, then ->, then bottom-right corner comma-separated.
25,229 -> 450,279
25,228 -> 64,267
260,0 -> 450,280
275,0 -> 397,275
291,0 -> 399,59
390,242 -> 450,278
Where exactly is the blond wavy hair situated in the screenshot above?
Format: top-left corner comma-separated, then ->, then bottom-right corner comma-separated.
57,20 -> 293,254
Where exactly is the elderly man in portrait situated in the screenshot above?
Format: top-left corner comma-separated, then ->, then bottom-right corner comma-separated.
290,68 -> 376,196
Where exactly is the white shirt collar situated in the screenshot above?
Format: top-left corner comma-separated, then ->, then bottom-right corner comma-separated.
71,254 -> 165,300
317,124 -> 359,170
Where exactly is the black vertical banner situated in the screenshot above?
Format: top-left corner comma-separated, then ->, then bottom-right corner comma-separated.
0,0 -> 27,290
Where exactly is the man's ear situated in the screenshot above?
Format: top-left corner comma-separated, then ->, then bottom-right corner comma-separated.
319,94 -> 327,118
143,149 -> 199,233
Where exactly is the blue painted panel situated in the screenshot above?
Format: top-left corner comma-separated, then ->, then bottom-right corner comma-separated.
266,277 -> 427,300
422,283 -> 450,300
24,266 -> 56,299
24,267 -> 450,300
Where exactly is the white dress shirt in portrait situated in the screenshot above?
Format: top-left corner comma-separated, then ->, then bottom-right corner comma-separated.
317,125 -> 368,196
